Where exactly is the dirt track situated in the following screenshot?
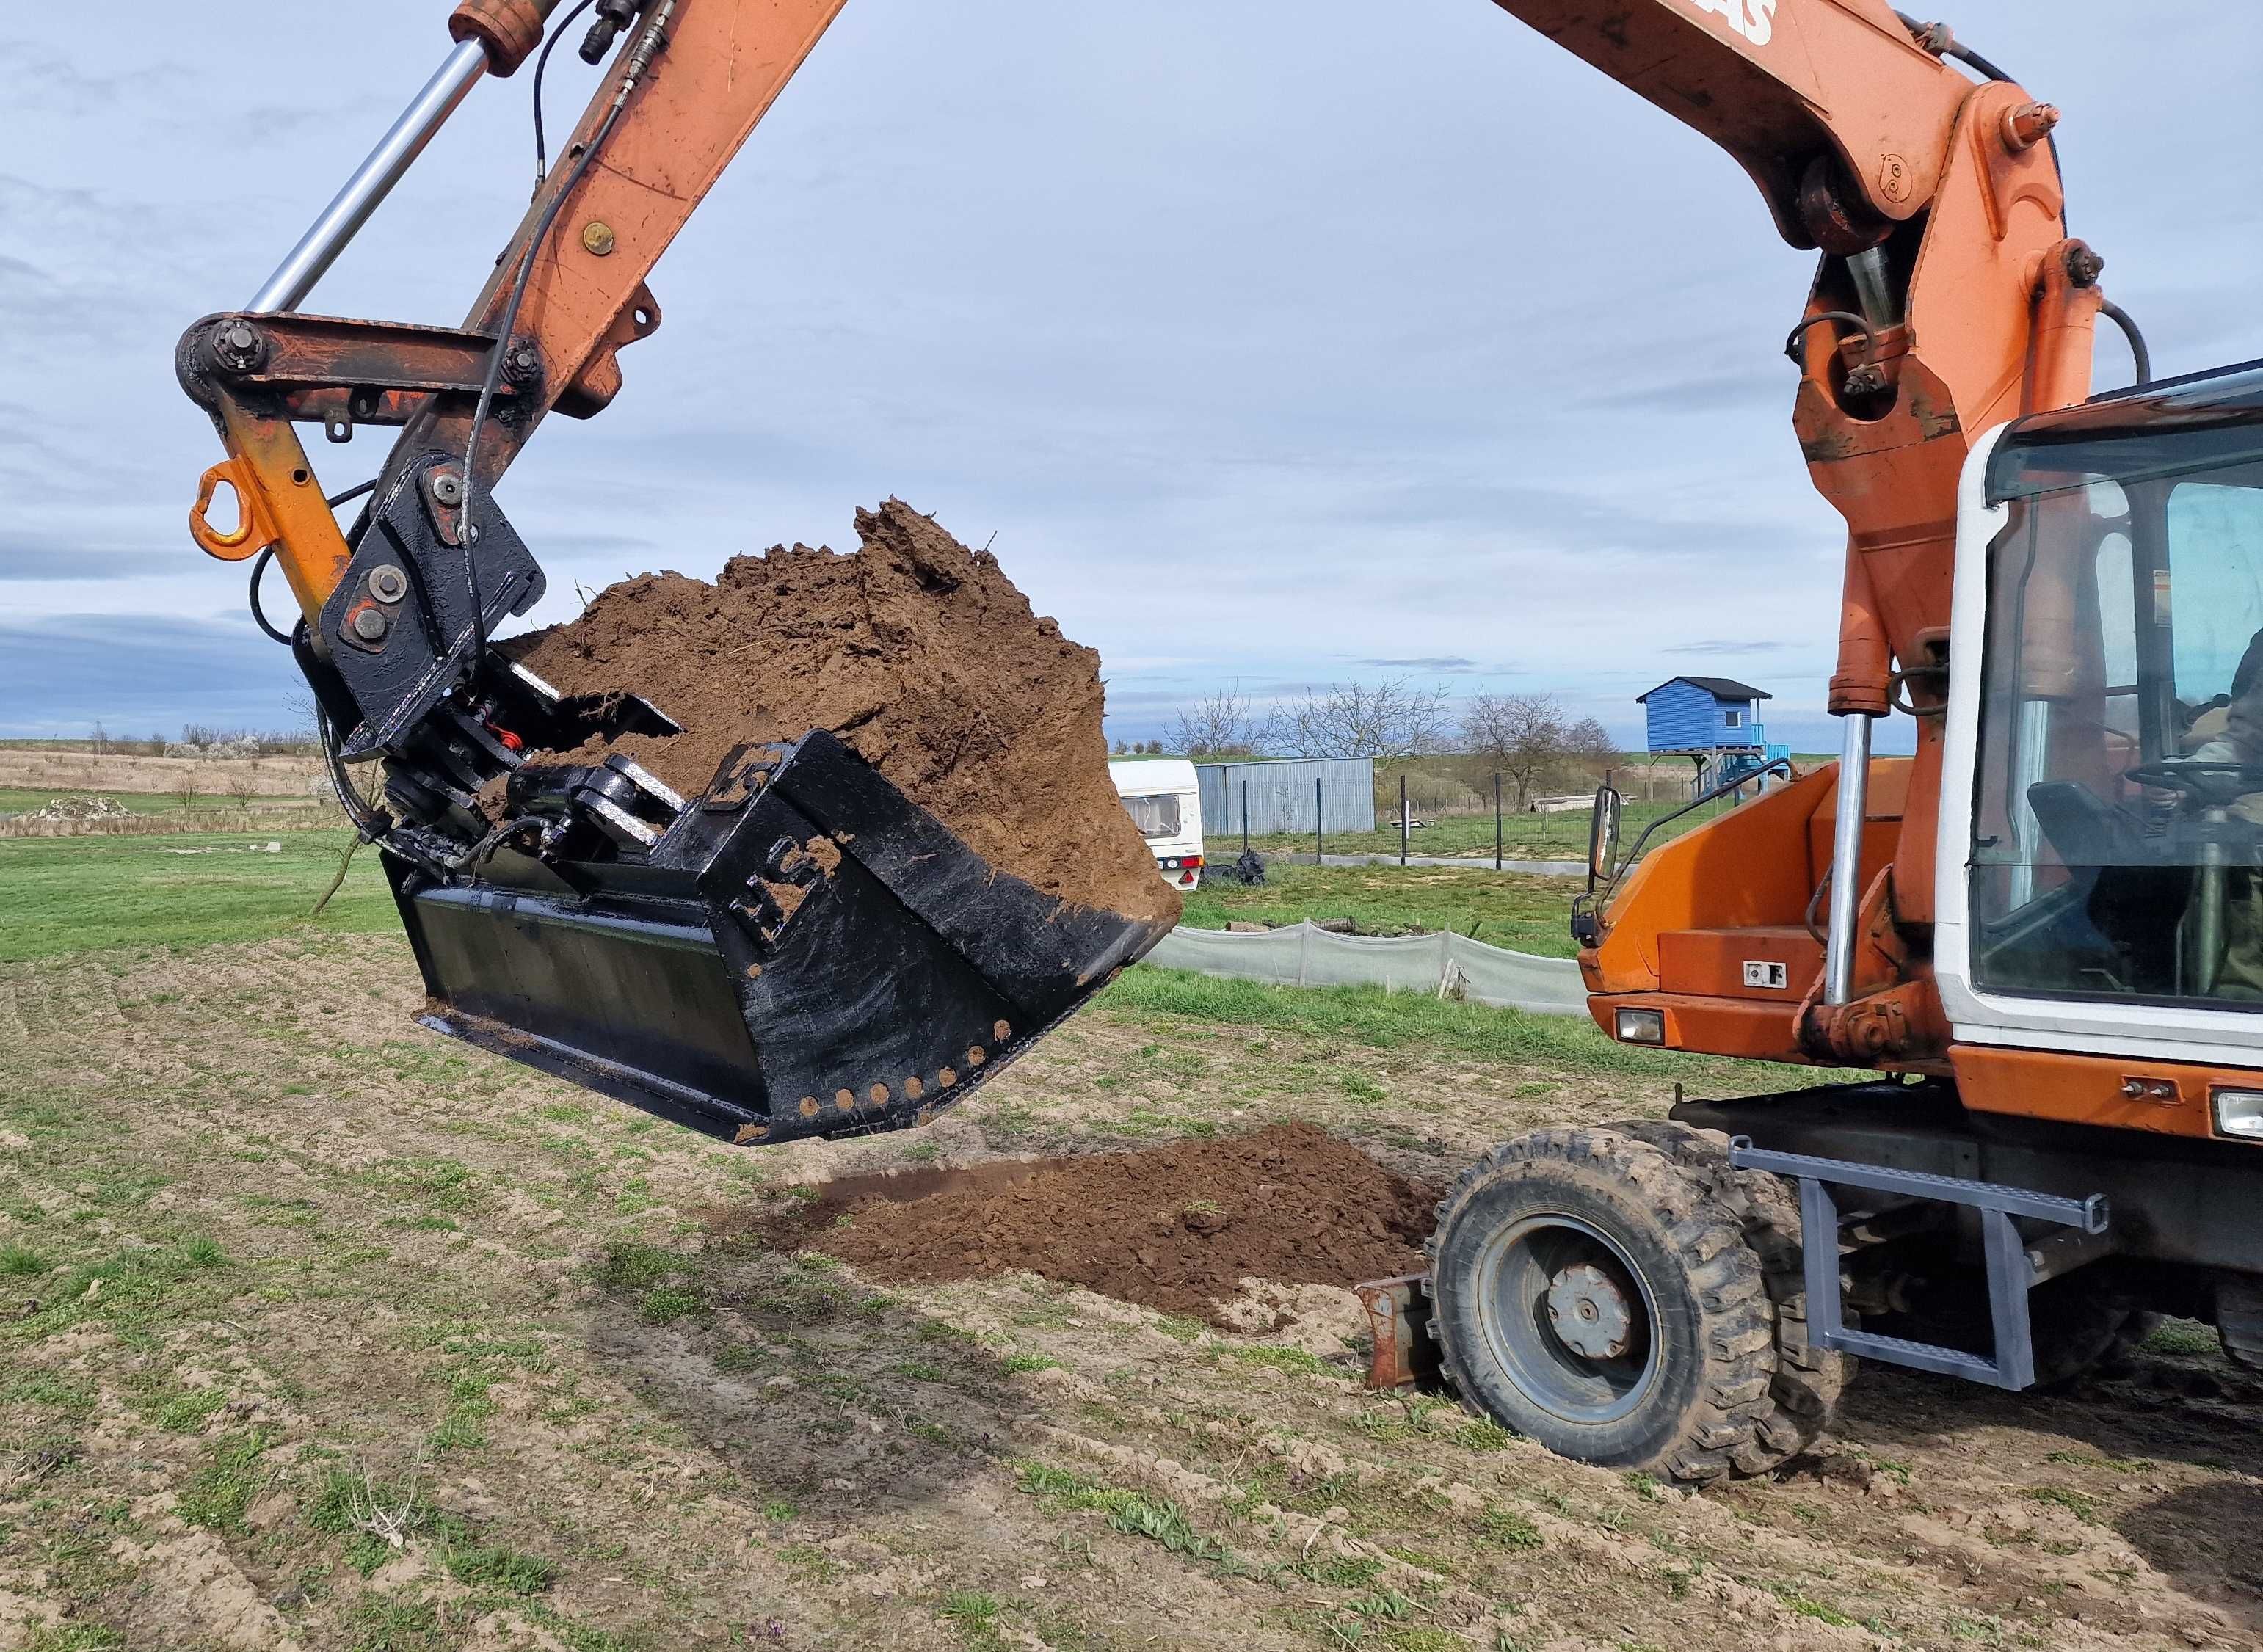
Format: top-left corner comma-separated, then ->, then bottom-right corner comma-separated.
4,936 -> 2261,1650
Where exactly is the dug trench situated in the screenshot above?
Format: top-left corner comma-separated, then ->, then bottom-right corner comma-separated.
723,1121 -> 1439,1327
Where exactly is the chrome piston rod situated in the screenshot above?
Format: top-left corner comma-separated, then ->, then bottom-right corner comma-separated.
247,37 -> 490,314
1823,711 -> 1875,1006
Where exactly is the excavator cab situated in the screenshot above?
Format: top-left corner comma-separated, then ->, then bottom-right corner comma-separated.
1956,358 -> 2263,1011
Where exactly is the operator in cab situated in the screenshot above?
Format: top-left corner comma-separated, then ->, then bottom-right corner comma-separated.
2184,630 -> 2263,999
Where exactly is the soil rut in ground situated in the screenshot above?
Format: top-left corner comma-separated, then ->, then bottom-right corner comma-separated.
753,1121 -> 1436,1322
501,498 -> 1174,923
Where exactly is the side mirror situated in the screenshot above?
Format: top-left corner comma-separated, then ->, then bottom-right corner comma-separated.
1587,785 -> 1624,887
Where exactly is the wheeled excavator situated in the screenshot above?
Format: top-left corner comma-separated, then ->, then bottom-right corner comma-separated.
178,0 -> 2263,1483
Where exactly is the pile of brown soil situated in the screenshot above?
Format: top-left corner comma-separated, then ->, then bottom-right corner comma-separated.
501,499 -> 1174,923
755,1124 -> 1436,1323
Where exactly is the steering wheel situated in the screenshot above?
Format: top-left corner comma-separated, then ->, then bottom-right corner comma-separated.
2125,760 -> 2263,810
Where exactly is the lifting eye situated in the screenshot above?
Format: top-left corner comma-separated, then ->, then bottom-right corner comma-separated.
205,477 -> 244,538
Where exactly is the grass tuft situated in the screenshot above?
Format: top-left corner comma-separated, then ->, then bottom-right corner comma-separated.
442,1540 -> 558,1595
178,1428 -> 275,1532
0,1244 -> 49,1278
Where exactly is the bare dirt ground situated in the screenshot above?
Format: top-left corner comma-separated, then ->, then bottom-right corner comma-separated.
4,937 -> 2261,1651
0,752 -> 323,800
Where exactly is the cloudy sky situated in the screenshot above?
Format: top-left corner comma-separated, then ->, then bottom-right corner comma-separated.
7,1 -> 2258,752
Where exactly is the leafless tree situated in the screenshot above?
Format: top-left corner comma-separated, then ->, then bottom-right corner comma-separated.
1464,691 -> 1572,806
1262,677 -> 1454,759
1172,688 -> 1260,757
1566,716 -> 1619,763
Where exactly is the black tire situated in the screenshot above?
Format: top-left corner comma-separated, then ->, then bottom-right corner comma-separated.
2027,1280 -> 2154,1390
1888,1271 -> 2154,1391
1608,1120 -> 1855,1473
1426,1127 -> 1775,1485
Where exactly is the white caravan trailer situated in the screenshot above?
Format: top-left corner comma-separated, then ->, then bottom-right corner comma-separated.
1108,758 -> 1204,892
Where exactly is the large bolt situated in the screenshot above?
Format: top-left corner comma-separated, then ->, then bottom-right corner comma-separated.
2063,241 -> 2105,289
429,471 -> 465,508
2002,101 -> 2060,151
367,564 -> 408,604
581,220 -> 617,257
502,341 -> 543,385
211,319 -> 266,373
350,606 -> 390,643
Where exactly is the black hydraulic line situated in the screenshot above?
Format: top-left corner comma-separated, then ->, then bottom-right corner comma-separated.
458,2 -> 672,662
1895,13 -> 2066,232
317,705 -> 391,843
2099,298 -> 2153,387
249,548 -> 293,645
255,477 -> 379,643
531,0 -> 600,194
1785,310 -> 1878,368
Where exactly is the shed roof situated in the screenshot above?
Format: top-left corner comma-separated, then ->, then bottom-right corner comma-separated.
1635,675 -> 1773,705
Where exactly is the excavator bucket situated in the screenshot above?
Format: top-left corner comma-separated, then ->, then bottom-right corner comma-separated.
384,729 -> 1174,1146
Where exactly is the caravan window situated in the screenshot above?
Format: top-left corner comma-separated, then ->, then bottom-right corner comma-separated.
1121,793 -> 1183,840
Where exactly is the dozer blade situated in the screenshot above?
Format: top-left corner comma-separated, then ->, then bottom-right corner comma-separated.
385,729 -> 1174,1145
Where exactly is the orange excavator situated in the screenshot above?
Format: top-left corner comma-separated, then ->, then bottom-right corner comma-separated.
179,0 -> 2263,1482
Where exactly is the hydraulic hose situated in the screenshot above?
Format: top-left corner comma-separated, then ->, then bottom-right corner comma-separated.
2099,298 -> 2153,387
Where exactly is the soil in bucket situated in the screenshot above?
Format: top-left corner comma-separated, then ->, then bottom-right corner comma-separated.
499,498 -> 1176,924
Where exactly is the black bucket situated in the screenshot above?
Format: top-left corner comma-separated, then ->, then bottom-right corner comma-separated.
386,729 -> 1173,1145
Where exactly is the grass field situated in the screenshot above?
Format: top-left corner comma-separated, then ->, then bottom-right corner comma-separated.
0,787 -> 333,819
1182,863 -> 1580,956
4,832 -> 2257,1650
0,831 -> 395,961
1238,796 -> 1729,862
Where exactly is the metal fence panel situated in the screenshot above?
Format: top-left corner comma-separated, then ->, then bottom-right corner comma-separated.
1196,758 -> 1375,837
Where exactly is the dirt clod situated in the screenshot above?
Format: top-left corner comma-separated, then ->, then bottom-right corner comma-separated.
501,498 -> 1174,922
756,1123 -> 1436,1323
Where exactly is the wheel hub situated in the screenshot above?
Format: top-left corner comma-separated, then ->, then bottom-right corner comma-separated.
1544,1261 -> 1632,1359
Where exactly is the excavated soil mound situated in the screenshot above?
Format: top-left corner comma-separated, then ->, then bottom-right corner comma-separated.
501,499 -> 1174,923
755,1123 -> 1436,1323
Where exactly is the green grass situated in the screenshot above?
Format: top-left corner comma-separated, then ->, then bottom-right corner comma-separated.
177,1429 -> 275,1532
0,831 -> 396,961
1183,862 -> 1579,956
1102,964 -> 1837,1086
0,786 -> 327,818
0,1243 -> 49,1277
1238,796 -> 1709,862
1014,1460 -> 1246,1571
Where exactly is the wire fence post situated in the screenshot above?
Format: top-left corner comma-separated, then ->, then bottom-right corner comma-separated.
1241,782 -> 1250,854
1399,773 -> 1409,867
1493,771 -> 1503,871
1315,776 -> 1324,865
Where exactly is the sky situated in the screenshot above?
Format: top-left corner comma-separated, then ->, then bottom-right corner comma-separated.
6,1 -> 2259,754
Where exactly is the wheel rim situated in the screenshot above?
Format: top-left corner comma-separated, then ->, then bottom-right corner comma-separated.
1472,1211 -> 1660,1426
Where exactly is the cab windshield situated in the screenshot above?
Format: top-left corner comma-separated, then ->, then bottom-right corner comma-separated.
1971,452 -> 2263,1004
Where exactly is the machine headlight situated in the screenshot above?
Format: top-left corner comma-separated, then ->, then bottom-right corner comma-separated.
2212,1088 -> 2263,1140
1615,1008 -> 1666,1046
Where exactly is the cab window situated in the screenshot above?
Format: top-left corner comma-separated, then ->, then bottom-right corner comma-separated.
1971,457 -> 2263,1004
